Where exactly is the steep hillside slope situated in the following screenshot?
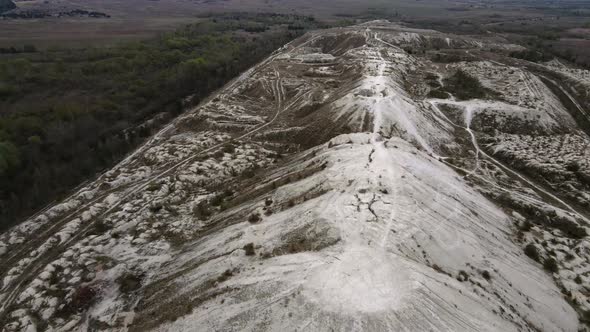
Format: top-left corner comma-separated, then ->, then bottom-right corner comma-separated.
1,21 -> 590,331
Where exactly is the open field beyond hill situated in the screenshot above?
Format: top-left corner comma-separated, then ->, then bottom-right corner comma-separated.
0,17 -> 201,48
1,0 -> 589,48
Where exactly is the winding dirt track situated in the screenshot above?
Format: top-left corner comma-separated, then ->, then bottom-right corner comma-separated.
429,97 -> 590,225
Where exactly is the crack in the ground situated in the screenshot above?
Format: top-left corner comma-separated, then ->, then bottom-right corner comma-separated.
368,148 -> 375,164
367,193 -> 379,222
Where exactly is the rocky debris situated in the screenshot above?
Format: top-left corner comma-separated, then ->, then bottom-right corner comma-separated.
491,133 -> 590,208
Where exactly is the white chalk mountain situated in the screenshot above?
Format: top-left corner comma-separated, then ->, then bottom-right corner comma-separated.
2,21 -> 590,331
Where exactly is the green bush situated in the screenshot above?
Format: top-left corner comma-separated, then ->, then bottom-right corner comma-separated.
210,194 -> 225,207
222,143 -> 236,154
520,220 -> 533,232
509,49 -> 551,63
243,243 -> 255,256
543,257 -> 559,273
248,213 -> 261,223
524,243 -> 540,262
443,70 -> 490,100
0,141 -> 20,176
0,83 -> 18,98
193,201 -> 211,220
427,89 -> 449,99
146,183 -> 161,191
117,272 -> 142,293
65,285 -> 97,313
554,218 -> 587,239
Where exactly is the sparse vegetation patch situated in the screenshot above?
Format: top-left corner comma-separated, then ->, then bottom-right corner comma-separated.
442,70 -> 491,100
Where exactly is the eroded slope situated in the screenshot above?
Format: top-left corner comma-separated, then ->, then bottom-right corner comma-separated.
1,21 -> 590,332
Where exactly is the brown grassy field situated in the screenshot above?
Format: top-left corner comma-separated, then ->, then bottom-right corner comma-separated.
1,0 -> 589,56
4,0 -> 580,48
0,17 -> 202,48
